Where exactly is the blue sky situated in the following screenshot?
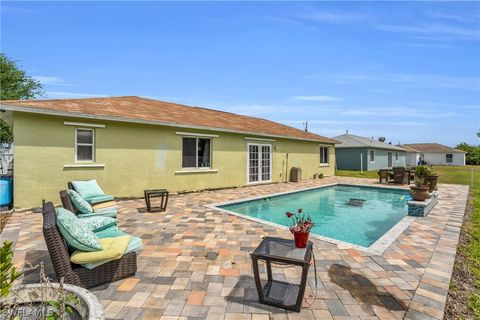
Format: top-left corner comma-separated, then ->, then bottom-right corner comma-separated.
2,1 -> 479,145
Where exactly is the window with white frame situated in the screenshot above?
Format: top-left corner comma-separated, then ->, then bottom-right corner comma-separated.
446,154 -> 453,163
75,128 -> 94,162
182,137 -> 211,168
395,152 -> 399,161
369,149 -> 375,162
320,146 -> 329,164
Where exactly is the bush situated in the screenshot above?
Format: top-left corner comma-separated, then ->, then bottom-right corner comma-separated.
457,142 -> 480,165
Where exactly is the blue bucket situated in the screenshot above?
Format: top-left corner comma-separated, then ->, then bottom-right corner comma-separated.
0,178 -> 13,206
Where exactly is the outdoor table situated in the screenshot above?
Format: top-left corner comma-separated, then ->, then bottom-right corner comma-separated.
250,236 -> 315,312
144,189 -> 169,212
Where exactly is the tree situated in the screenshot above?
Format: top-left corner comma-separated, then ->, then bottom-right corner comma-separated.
0,120 -> 12,145
0,54 -> 44,100
0,54 -> 44,144
456,142 -> 480,165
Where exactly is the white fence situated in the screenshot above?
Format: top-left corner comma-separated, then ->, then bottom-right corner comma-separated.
0,144 -> 13,175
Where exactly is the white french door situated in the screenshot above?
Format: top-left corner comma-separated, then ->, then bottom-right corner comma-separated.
248,143 -> 272,183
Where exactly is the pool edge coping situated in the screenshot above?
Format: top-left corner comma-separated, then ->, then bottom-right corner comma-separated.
205,182 -> 416,255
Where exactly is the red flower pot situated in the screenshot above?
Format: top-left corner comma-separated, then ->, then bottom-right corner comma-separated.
293,231 -> 309,248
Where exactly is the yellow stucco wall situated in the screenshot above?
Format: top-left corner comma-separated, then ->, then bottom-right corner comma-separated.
12,112 -> 335,208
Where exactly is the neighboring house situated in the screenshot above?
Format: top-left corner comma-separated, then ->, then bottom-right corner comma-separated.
0,96 -> 337,208
398,143 -> 466,166
333,133 -> 406,171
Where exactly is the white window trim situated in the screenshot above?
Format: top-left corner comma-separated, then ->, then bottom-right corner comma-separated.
64,164 -> 105,168
369,149 -> 375,163
446,153 -> 453,163
181,137 -> 213,170
247,143 -> 272,185
75,128 -> 95,162
244,137 -> 276,142
64,121 -> 105,128
175,169 -> 218,174
320,146 -> 329,165
176,131 -> 219,138
395,152 -> 399,162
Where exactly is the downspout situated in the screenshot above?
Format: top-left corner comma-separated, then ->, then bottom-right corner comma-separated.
285,153 -> 289,182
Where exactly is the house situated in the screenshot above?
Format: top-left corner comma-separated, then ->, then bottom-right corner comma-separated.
333,133 -> 406,171
0,96 -> 337,208
398,143 -> 466,166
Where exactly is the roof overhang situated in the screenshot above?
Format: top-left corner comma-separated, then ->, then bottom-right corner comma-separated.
1,103 -> 337,144
335,145 -> 406,151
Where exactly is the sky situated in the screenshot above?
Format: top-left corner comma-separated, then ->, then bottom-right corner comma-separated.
1,1 -> 479,146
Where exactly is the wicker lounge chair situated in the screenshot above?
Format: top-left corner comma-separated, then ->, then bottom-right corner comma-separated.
42,201 -> 137,289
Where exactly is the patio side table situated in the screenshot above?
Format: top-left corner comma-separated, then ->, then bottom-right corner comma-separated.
144,189 -> 169,212
250,236 -> 314,312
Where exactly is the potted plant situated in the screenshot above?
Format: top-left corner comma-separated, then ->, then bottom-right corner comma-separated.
409,165 -> 430,201
422,166 -> 438,193
285,208 -> 314,248
0,240 -> 104,320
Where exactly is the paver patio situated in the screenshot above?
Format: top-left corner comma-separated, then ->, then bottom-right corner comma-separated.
1,176 -> 469,320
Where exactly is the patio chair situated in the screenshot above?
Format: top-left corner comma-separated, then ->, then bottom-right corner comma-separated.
42,201 -> 137,289
60,190 -> 117,219
393,167 -> 409,184
378,170 -> 392,184
378,169 -> 390,183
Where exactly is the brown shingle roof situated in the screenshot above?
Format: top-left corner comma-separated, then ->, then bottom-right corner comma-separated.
401,143 -> 466,153
1,96 -> 336,143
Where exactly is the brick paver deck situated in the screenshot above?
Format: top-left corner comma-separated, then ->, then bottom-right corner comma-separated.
1,177 -> 469,320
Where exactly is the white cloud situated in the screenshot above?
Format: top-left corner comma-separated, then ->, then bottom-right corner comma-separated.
33,76 -> 70,86
328,72 -> 480,91
292,95 -> 342,102
377,23 -> 480,41
296,9 -> 366,24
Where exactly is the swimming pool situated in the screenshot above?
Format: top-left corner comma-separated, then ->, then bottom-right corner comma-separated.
213,184 -> 410,248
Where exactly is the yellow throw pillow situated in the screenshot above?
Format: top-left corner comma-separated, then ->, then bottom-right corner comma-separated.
70,235 -> 130,264
92,201 -> 117,211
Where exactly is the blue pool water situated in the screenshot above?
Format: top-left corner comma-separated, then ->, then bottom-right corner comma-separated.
219,185 -> 409,247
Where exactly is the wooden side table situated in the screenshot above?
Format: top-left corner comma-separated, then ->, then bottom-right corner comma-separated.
250,237 -> 314,312
144,189 -> 169,212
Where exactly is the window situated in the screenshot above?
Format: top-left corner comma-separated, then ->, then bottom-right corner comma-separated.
75,128 -> 94,161
369,149 -> 375,162
395,152 -> 399,162
182,137 -> 211,168
446,154 -> 453,163
320,146 -> 329,164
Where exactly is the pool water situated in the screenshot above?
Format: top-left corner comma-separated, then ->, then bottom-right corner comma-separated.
219,185 -> 409,247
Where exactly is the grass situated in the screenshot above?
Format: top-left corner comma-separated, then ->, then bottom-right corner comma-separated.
336,165 -> 480,188
336,165 -> 480,318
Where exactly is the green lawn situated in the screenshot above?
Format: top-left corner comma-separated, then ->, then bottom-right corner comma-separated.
336,165 -> 480,318
336,165 -> 480,188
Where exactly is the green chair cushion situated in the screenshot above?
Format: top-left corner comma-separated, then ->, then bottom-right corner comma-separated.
56,208 -> 101,252
71,180 -> 105,199
77,210 -> 117,219
94,226 -> 126,238
80,216 -> 117,232
94,205 -> 119,213
67,189 -> 93,214
84,195 -> 114,205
